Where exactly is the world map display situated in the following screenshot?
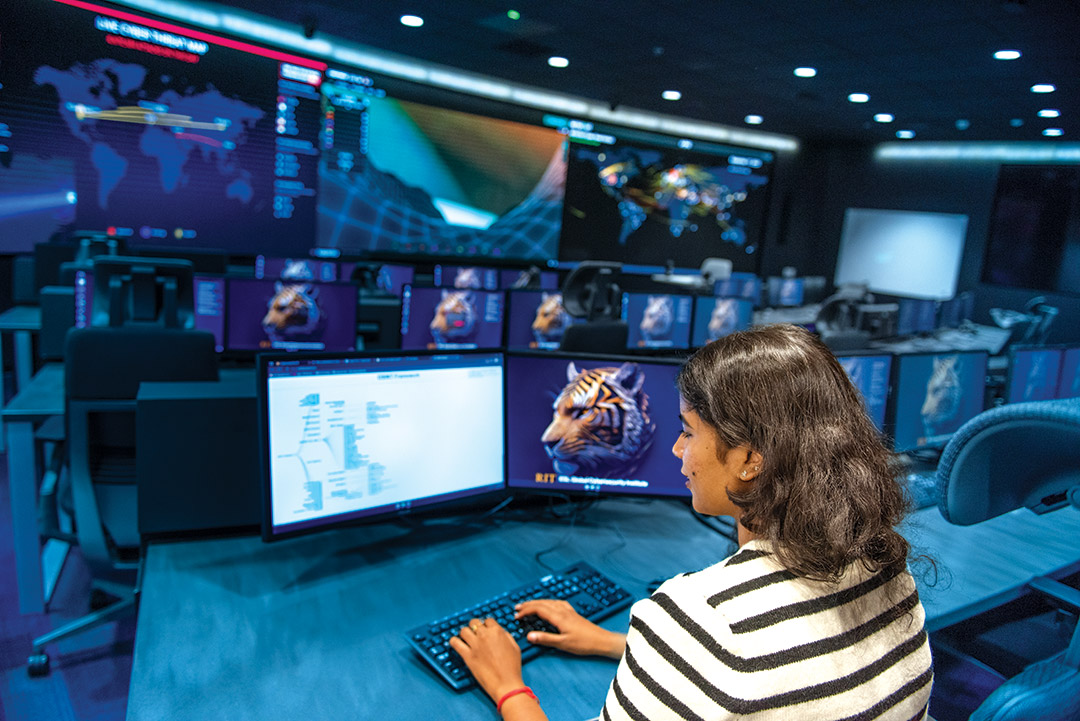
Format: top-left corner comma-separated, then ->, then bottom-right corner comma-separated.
34,58 -> 264,211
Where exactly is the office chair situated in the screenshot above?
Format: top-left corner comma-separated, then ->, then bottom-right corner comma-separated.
936,397 -> 1080,721
27,326 -> 218,676
559,261 -> 628,353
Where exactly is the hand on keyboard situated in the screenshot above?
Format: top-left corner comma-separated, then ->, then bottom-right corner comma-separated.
448,617 -> 527,706
514,600 -> 627,659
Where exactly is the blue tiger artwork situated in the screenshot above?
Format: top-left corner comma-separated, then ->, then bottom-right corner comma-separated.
921,355 -> 963,439
541,362 -> 656,479
262,282 -> 325,341
706,298 -> 741,341
430,290 -> 477,344
531,292 -> 571,346
639,295 -> 674,342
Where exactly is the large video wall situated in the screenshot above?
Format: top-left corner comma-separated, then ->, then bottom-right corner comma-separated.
0,0 -> 775,271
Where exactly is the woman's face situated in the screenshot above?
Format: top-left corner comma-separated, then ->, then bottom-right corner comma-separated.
672,401 -> 755,518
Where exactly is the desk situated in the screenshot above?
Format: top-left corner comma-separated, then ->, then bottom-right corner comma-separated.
0,305 -> 43,453
126,500 -> 1080,720
2,363 -> 65,615
127,498 -> 729,721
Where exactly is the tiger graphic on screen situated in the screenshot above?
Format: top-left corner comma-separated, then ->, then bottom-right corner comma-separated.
541,362 -> 656,479
921,355 -> 963,440
639,295 -> 674,342
429,290 -> 477,345
531,292 -> 571,346
262,282 -> 325,341
706,298 -> 741,342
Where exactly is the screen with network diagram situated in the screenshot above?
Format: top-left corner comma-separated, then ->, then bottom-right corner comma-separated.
261,351 -> 505,539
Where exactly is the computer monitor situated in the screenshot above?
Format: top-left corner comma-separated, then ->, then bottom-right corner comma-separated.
433,265 -> 499,290
835,208 -> 968,301
1005,347 -> 1063,404
766,277 -> 805,307
714,272 -> 763,306
505,352 -> 688,498
225,278 -> 358,353
499,268 -> 559,291
896,298 -> 938,336
255,256 -> 339,283
891,351 -> 988,452
1,0 -> 324,256
90,256 -> 194,328
258,350 -> 506,540
399,286 -> 505,350
317,67 -> 566,263
74,269 -> 223,352
835,353 -> 892,431
1057,347 -> 1080,399
938,292 -> 975,329
505,291 -> 576,350
691,297 -> 753,347
622,293 -> 693,350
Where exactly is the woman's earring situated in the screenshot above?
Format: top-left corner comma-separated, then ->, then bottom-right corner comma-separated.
741,470 -> 748,478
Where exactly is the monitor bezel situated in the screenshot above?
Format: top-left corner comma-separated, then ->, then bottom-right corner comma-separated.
886,349 -> 989,454
256,348 -> 508,542
1004,345 -> 1065,404
503,349 -> 690,502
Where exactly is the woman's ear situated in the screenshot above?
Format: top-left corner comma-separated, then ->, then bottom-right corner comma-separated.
737,447 -> 764,481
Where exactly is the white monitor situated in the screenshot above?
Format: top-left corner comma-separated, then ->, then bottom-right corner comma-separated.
834,208 -> 968,301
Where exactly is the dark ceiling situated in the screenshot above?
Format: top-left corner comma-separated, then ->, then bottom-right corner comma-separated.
216,0 -> 1078,144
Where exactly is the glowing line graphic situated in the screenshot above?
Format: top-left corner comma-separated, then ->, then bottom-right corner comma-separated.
73,104 -> 227,131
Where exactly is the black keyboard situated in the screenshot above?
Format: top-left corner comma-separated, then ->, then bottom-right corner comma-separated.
406,561 -> 634,690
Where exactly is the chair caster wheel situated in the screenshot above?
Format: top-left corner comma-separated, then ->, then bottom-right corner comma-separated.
28,652 -> 50,677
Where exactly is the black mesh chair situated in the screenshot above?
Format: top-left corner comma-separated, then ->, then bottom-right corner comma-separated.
559,261 -> 628,353
27,326 -> 218,676
936,397 -> 1080,720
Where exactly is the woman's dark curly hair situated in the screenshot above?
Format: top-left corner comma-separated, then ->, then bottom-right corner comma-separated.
676,323 -> 910,581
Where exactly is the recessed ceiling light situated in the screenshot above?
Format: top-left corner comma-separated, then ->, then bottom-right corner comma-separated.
661,90 -> 682,101
848,93 -> 870,103
547,56 -> 569,68
399,14 -> 424,27
744,115 -> 764,125
1043,128 -> 1064,137
896,130 -> 915,139
507,10 -> 521,20
1038,109 -> 1061,118
874,113 -> 894,123
1010,118 -> 1024,127
1031,84 -> 1056,93
993,49 -> 1021,60
956,119 -> 971,130
793,67 -> 817,78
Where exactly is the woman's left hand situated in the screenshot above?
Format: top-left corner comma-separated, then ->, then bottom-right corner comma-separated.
448,617 -> 526,703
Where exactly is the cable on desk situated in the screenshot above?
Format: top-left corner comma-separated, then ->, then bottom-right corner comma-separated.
533,496 -> 594,571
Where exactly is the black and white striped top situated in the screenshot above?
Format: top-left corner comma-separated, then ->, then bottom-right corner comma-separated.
600,540 -> 933,720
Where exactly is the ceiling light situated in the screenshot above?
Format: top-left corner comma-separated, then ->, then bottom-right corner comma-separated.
874,113 -> 894,123
896,130 -> 915,139
793,67 -> 817,78
744,115 -> 764,125
848,93 -> 869,103
1010,118 -> 1024,127
1043,128 -> 1064,137
399,15 -> 423,27
956,119 -> 971,130
1038,109 -> 1061,118
1031,84 -> 1056,93
507,10 -> 521,20
993,49 -> 1021,60
547,56 -> 569,68
661,90 -> 682,101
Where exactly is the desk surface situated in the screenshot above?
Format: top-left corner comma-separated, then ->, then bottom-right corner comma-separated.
127,499 -> 1080,721
1,362 -> 64,420
0,305 -> 42,331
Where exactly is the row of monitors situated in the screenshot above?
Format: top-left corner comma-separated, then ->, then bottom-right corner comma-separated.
259,346 -> 1077,540
3,0 -> 775,270
1004,346 -> 1080,404
72,270 -> 760,354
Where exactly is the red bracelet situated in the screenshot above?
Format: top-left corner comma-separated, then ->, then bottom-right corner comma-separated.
496,686 -> 537,713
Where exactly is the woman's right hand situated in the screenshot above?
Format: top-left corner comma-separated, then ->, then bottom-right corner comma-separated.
515,599 -> 627,659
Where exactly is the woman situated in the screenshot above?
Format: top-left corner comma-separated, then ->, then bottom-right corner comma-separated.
450,324 -> 933,720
